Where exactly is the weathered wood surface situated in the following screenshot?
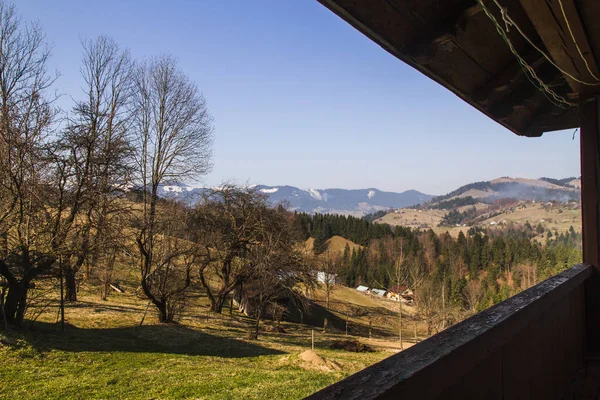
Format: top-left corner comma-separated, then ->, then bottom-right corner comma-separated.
307,264 -> 592,400
580,98 -> 600,355
562,361 -> 600,399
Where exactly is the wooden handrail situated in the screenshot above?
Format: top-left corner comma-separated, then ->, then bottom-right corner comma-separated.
308,264 -> 593,399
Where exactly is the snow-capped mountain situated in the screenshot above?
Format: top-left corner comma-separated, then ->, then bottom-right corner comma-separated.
157,184 -> 433,216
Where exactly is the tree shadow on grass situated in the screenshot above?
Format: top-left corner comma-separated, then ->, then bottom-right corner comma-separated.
20,321 -> 284,358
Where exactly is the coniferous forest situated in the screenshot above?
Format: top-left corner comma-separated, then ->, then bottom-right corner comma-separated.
295,212 -> 581,331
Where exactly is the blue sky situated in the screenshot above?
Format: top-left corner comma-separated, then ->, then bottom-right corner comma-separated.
18,0 -> 580,195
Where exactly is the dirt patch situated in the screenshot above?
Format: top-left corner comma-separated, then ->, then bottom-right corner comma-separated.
298,350 -> 341,372
329,340 -> 374,352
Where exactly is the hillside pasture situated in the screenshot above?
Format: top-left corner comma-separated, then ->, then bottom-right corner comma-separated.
374,208 -> 446,229
0,281 -> 418,400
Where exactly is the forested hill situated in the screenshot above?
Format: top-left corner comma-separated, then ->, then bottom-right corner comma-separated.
296,212 -> 581,327
294,213 -> 394,252
431,177 -> 580,203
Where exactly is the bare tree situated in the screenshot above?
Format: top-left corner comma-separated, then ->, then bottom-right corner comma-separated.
517,263 -> 537,290
57,36 -> 134,302
0,1 -> 58,326
463,279 -> 483,314
318,250 -> 341,309
415,280 -> 441,336
387,237 -> 406,349
193,186 -> 269,313
132,54 -> 213,321
244,207 -> 313,339
137,201 -> 196,322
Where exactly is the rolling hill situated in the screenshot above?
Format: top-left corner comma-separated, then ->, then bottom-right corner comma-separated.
374,177 -> 582,237
432,177 -> 580,203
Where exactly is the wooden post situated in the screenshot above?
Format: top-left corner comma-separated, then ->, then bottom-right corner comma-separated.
581,97 -> 600,355
345,313 -> 349,336
580,97 -> 600,268
414,322 -> 417,344
399,303 -> 403,350
139,300 -> 151,327
59,265 -> 65,332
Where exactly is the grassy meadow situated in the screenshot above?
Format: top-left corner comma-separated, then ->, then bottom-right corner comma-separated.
0,283 -> 411,399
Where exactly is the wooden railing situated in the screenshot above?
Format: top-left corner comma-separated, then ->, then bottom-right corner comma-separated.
308,264 -> 593,400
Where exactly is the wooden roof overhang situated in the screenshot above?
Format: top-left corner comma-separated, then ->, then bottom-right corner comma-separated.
318,0 -> 600,137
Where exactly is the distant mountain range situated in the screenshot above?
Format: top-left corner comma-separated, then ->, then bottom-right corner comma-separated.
156,177 -> 581,217
157,185 -> 433,216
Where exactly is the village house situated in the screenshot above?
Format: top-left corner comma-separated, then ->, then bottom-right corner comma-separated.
316,271 -> 338,285
370,288 -> 387,297
355,285 -> 369,293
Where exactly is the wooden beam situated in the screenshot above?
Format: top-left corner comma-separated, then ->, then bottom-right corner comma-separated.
488,60 -> 562,118
581,97 -> 600,356
519,0 -> 599,93
402,1 -> 479,63
560,0 -> 600,84
472,53 -> 545,103
522,103 -> 579,135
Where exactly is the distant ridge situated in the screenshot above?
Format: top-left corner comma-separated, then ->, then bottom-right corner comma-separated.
157,184 -> 433,216
157,177 -> 580,217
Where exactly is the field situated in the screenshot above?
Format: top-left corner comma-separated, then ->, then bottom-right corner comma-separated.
375,208 -> 446,229
0,281 -> 418,399
477,202 -> 581,234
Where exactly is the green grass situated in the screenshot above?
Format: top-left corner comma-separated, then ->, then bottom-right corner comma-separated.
0,289 -> 390,399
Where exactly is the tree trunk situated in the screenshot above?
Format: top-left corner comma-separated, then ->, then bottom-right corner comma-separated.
250,309 -> 262,340
4,281 -> 27,327
100,281 -> 109,301
254,314 -> 260,339
64,267 -> 77,302
157,300 -> 170,323
398,303 -> 403,350
140,274 -> 172,324
210,295 -> 227,313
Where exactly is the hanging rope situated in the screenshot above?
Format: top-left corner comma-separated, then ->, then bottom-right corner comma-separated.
557,0 -> 600,82
490,0 -> 600,87
476,0 -> 575,108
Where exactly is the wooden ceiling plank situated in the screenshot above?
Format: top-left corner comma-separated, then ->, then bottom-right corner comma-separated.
472,52 -> 546,103
559,0 -> 600,92
519,0 -> 582,92
402,1 -> 480,62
